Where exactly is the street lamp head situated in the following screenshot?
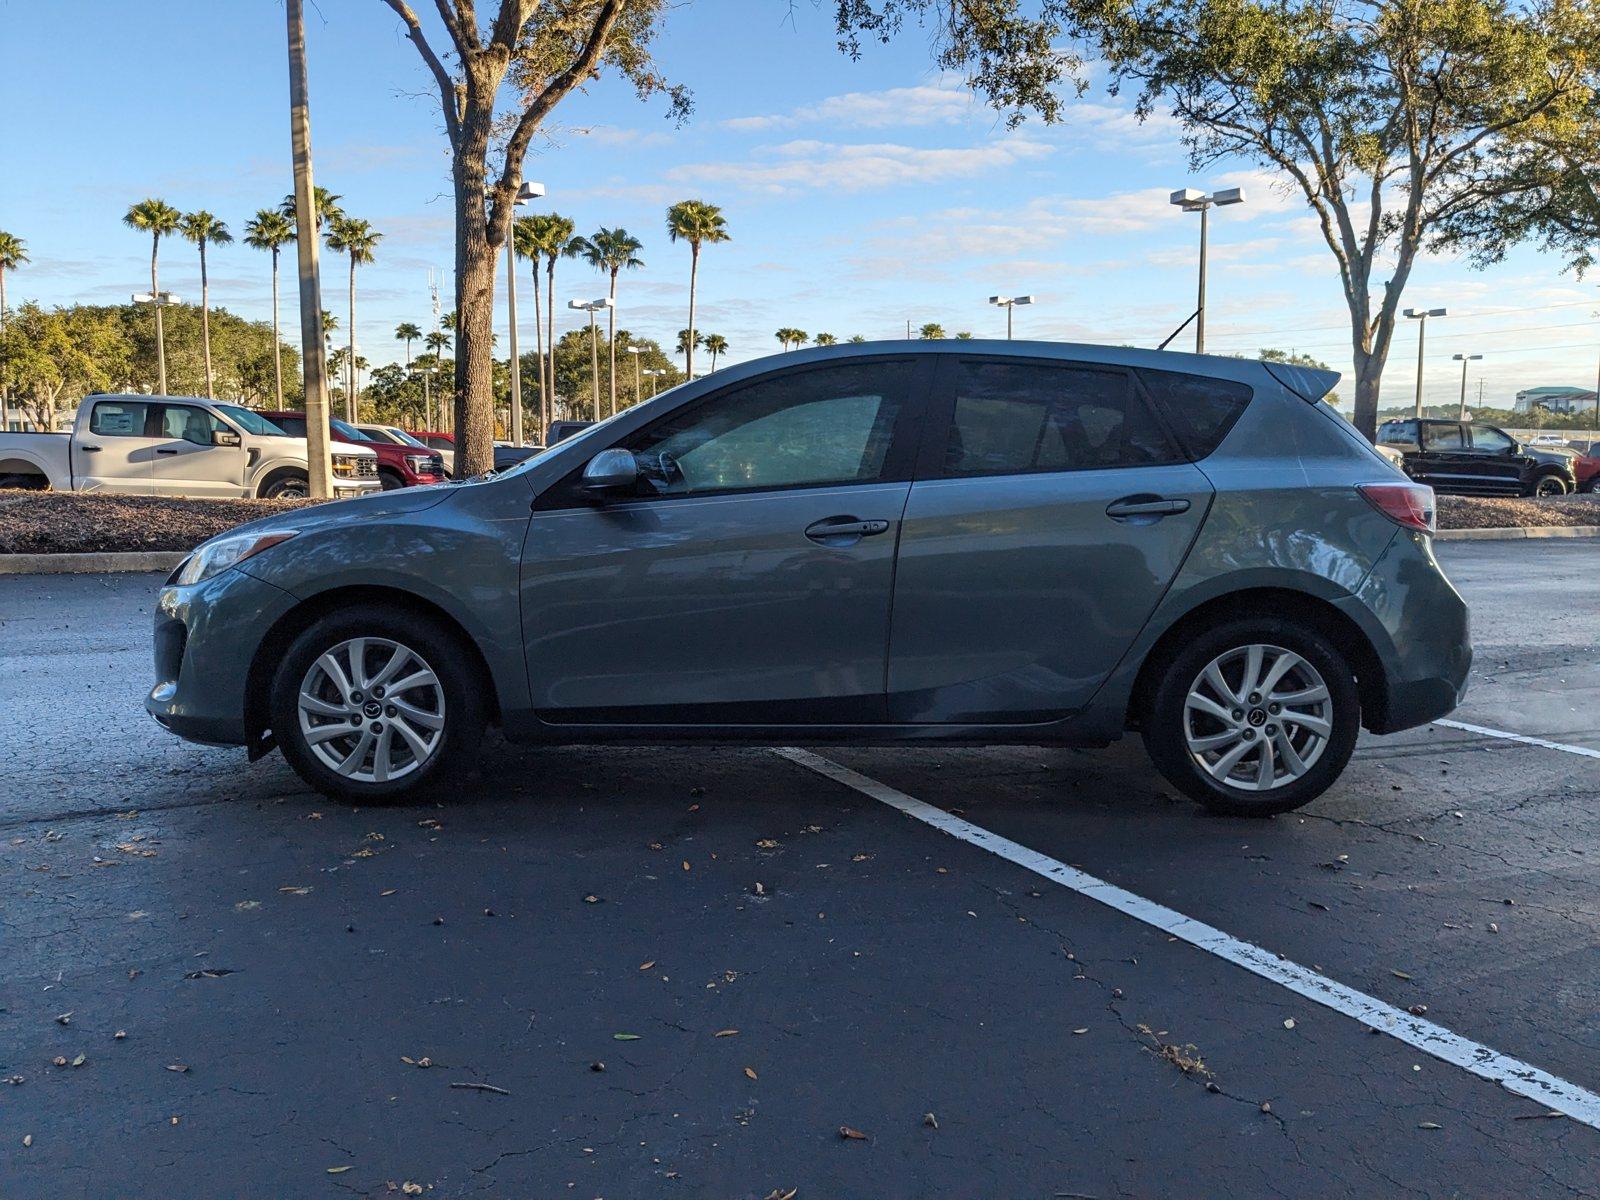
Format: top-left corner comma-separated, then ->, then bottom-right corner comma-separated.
1212,187 -> 1245,206
567,299 -> 589,311
626,345 -> 644,355
1452,353 -> 1483,362
989,295 -> 1009,306
515,180 -> 545,203
1169,188 -> 1205,208
594,297 -> 615,309
1405,306 -> 1448,318
1014,295 -> 1035,306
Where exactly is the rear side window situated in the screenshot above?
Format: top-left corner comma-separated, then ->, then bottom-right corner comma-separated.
1379,420 -> 1419,445
89,401 -> 149,437
1422,423 -> 1464,450
943,361 -> 1179,477
1138,368 -> 1252,459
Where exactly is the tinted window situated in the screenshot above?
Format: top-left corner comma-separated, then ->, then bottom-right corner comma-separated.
89,401 -> 150,437
1470,426 -> 1514,452
270,416 -> 308,437
943,361 -> 1177,477
1138,368 -> 1252,458
213,404 -> 285,436
152,404 -> 225,445
1422,423 -> 1464,450
619,362 -> 907,497
1379,420 -> 1419,445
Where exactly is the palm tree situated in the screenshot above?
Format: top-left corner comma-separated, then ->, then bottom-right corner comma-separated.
325,216 -> 382,421
919,323 -> 947,340
518,214 -> 579,435
0,230 -> 27,429
846,334 -> 867,343
775,327 -> 808,351
812,332 -> 837,346
180,211 -> 232,399
665,200 -> 729,378
425,330 -> 452,356
243,209 -> 296,408
279,187 -> 343,236
576,226 -> 645,417
395,322 -> 423,370
702,333 -> 729,372
123,198 -> 182,393
676,329 -> 702,361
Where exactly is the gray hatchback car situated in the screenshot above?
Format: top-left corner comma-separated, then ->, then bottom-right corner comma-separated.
148,341 -> 1470,816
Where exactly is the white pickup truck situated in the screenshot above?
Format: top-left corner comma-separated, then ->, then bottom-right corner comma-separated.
0,393 -> 380,499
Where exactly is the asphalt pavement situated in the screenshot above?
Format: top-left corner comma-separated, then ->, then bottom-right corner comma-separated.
1,540 -> 1597,1199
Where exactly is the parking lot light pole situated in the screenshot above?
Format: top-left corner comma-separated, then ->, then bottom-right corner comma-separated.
569,298 -> 612,421
131,292 -> 181,392
988,294 -> 1034,340
644,368 -> 666,398
1452,353 -> 1483,421
1169,187 -> 1245,354
626,344 -> 645,407
1405,307 -> 1448,417
408,362 -> 439,429
504,180 -> 543,446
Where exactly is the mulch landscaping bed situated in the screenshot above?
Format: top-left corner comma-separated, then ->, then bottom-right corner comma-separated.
1,488 -> 1597,556
0,490 -> 325,555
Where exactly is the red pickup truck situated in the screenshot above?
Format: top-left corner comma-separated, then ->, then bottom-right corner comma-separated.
261,412 -> 446,489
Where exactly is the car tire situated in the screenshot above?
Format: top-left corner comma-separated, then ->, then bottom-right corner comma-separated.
1143,617 -> 1361,817
269,606 -> 486,803
261,471 -> 310,500
1529,472 -> 1569,499
378,469 -> 406,491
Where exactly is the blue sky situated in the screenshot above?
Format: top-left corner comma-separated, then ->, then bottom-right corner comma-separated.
4,0 -> 1598,411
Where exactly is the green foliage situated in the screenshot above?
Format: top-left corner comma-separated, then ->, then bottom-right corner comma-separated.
0,230 -> 29,275
919,322 -> 946,340
278,187 -> 343,235
665,199 -> 730,250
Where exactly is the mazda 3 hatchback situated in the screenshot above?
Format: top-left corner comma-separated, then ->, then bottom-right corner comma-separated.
148,341 -> 1470,816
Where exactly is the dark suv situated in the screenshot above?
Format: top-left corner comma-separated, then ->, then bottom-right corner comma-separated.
262,412 -> 446,490
1377,419 -> 1576,497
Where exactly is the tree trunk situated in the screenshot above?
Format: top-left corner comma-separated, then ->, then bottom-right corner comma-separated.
347,255 -> 357,422
1350,353 -> 1387,443
152,233 -> 167,394
270,248 -> 284,408
452,188 -> 498,477
607,269 -> 619,417
685,244 -> 699,378
1,266 -> 9,429
200,240 -> 214,399
530,261 -> 544,437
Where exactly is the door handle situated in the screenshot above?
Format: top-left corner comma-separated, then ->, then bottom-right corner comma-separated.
80,445 -> 101,453
804,516 -> 891,543
157,449 -> 178,455
1106,496 -> 1191,520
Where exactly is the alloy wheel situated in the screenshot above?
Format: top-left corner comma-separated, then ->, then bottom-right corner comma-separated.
1182,643 -> 1332,791
296,637 -> 446,783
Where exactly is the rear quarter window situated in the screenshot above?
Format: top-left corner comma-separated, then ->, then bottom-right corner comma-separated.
1137,369 -> 1252,459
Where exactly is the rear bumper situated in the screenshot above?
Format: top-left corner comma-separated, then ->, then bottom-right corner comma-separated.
146,567 -> 300,747
1341,531 -> 1472,734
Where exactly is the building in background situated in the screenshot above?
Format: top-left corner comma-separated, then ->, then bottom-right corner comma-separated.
1514,385 -> 1597,414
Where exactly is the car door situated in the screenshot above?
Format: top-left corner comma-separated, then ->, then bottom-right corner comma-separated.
520,357 -> 930,724
146,403 -> 247,497
74,399 -> 155,493
1466,425 -> 1532,495
1414,421 -> 1480,493
886,356 -> 1214,723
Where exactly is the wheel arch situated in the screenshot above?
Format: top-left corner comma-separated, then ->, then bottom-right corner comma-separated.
1126,587 -> 1386,734
0,455 -> 54,488
244,585 -> 500,753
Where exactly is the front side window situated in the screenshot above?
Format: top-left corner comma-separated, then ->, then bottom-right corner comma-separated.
214,404 -> 286,436
1422,423 -> 1464,450
943,361 -> 1178,477
1470,426 -> 1514,452
618,362 -> 908,497
89,401 -> 150,437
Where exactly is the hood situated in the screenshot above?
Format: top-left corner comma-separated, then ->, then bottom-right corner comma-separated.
196,481 -> 457,548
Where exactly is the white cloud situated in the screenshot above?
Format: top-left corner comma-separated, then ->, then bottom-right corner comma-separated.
662,137 -> 1054,196
724,82 -> 980,132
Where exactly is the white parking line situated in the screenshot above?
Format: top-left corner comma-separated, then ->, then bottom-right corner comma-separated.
776,746 -> 1600,1130
1434,718 -> 1600,761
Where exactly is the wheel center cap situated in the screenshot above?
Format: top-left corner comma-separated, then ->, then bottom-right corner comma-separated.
363,701 -> 382,718
1247,708 -> 1268,727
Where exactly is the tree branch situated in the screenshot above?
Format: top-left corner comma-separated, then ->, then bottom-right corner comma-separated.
383,0 -> 463,145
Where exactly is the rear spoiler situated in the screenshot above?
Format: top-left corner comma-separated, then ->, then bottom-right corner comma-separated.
1262,360 -> 1341,404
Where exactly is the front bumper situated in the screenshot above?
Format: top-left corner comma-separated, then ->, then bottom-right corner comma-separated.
146,566 -> 300,747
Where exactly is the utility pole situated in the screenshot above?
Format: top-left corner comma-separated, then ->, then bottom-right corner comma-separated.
286,0 -> 332,498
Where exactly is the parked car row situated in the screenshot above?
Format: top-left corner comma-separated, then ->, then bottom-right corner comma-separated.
1377,418 -> 1598,497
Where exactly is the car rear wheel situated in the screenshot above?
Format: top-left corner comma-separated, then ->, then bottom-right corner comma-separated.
1143,618 -> 1360,816
269,607 -> 485,803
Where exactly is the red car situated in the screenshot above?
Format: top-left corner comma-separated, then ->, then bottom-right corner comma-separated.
1576,442 -> 1600,493
262,412 -> 446,489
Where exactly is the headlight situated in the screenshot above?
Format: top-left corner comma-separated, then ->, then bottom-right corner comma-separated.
175,530 -> 298,586
331,454 -> 357,478
405,454 -> 435,474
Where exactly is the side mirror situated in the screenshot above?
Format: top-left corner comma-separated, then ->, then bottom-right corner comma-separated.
1507,440 -> 1522,455
213,428 -> 242,448
580,448 -> 639,495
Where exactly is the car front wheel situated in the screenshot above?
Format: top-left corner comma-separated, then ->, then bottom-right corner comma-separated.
1143,619 -> 1360,816
269,607 -> 485,802
1530,472 -> 1569,499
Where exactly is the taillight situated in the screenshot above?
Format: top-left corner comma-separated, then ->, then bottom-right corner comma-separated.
1359,482 -> 1435,533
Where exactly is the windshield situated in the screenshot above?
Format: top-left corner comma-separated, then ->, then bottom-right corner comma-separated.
383,427 -> 428,448
216,404 -> 286,436
495,407 -> 633,479
330,418 -> 371,442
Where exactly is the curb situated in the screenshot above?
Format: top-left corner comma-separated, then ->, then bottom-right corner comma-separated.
0,551 -> 187,576
1435,525 -> 1600,542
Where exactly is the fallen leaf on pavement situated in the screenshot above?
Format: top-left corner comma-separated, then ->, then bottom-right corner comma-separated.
924,1112 -> 938,1128
380,889 -> 398,897
613,1033 -> 642,1041
449,1081 -> 510,1096
1391,969 -> 1413,980
235,900 -> 261,911
1418,1122 -> 1442,1130
166,1064 -> 188,1073
278,886 -> 313,895
839,1125 -> 868,1141
715,1029 -> 739,1038
183,968 -> 236,980
744,1066 -> 758,1080
23,1134 -> 32,1147
327,1166 -> 352,1174
639,961 -> 655,971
